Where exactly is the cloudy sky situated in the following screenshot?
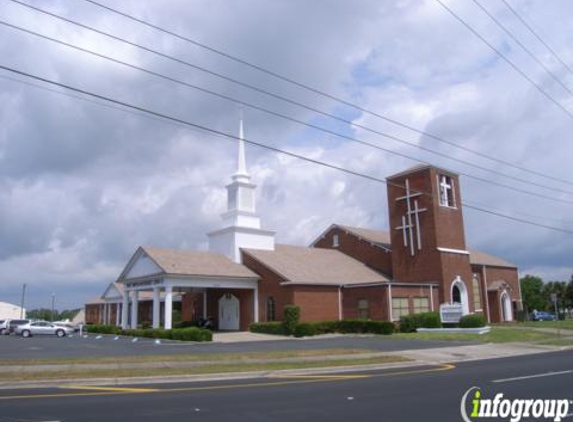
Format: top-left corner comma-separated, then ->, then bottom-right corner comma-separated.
1,0 -> 572,310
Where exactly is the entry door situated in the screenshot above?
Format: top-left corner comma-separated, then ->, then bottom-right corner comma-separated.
218,294 -> 240,330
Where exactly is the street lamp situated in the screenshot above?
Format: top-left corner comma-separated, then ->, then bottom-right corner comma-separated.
51,293 -> 56,322
19,283 -> 26,319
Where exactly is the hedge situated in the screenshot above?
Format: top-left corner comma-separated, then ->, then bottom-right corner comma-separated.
459,314 -> 486,328
249,321 -> 285,335
399,312 -> 441,333
85,325 -> 212,341
250,319 -> 395,337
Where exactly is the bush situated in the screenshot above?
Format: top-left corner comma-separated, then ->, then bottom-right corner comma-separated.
86,324 -> 122,335
249,322 -> 285,335
283,305 -> 301,335
337,319 -> 395,335
459,314 -> 487,328
173,320 -> 199,329
294,323 -> 317,338
399,312 -> 441,333
171,327 -> 212,342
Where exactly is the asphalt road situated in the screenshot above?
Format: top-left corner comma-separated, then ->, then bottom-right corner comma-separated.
0,351 -> 571,421
0,333 -> 474,359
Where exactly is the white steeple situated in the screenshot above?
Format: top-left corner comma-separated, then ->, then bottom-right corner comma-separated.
207,118 -> 275,263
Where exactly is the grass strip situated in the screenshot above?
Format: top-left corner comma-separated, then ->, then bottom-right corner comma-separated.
0,348 -> 376,366
0,356 -> 409,381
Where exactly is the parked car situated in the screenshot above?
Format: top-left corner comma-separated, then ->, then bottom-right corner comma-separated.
0,320 -> 9,335
15,321 -> 74,338
53,321 -> 79,332
8,319 -> 30,334
532,310 -> 556,321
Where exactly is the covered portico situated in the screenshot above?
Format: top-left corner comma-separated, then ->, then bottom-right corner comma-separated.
117,246 -> 259,330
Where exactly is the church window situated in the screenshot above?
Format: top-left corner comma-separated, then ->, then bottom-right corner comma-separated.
392,298 -> 410,319
472,277 -> 482,311
266,297 -> 276,322
413,297 -> 430,314
333,234 -> 339,247
438,174 -> 456,208
358,299 -> 369,319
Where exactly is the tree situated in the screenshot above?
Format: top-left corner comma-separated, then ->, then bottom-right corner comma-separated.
519,275 -> 546,312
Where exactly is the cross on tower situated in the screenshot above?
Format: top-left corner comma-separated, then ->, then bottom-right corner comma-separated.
394,179 -> 427,256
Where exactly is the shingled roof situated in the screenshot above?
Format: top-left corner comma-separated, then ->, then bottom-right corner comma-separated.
243,244 -> 391,286
320,224 -> 516,269
137,246 -> 258,279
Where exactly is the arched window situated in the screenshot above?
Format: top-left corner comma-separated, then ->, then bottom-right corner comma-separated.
266,297 -> 276,322
452,285 -> 462,304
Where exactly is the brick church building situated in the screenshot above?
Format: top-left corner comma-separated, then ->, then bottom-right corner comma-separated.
86,121 -> 522,330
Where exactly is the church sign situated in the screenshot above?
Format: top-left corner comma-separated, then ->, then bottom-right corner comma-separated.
440,303 -> 464,324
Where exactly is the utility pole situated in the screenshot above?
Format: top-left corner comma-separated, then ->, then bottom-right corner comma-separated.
19,283 -> 26,319
51,293 -> 56,322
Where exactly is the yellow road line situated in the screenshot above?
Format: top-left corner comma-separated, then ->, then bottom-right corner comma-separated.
0,363 -> 455,401
271,374 -> 372,379
61,385 -> 158,393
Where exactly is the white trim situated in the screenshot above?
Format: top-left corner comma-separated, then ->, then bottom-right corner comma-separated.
253,284 -> 259,323
450,276 -> 470,315
387,284 -> 393,322
338,286 -> 343,321
482,266 -> 491,323
343,281 -> 439,289
430,286 -> 434,312
164,286 -> 173,330
500,290 -> 513,322
437,247 -> 470,255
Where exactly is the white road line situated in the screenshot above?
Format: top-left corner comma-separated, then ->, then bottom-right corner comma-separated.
493,370 -> 573,383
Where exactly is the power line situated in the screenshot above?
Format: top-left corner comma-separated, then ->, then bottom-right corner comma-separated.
434,0 -> 573,122
4,71 -> 569,231
9,0 -> 573,187
471,0 -> 573,97
500,0 -> 573,79
1,63 -> 572,236
3,20 -> 573,205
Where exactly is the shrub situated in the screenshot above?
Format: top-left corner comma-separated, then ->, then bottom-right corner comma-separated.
459,314 -> 487,328
399,312 -> 441,333
173,320 -> 199,329
171,327 -> 212,342
86,324 -> 122,335
283,305 -> 301,335
249,322 -> 285,335
337,319 -> 395,335
294,323 -> 317,338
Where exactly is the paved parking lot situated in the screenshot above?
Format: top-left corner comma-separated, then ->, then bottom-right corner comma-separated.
0,333 -> 474,360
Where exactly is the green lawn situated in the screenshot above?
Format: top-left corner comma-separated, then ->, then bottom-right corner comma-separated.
393,327 -> 558,343
518,320 -> 573,330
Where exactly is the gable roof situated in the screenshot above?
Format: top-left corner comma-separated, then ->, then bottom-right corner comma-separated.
243,244 -> 391,286
313,224 -> 516,269
468,249 -> 517,269
337,224 -> 392,248
119,246 -> 258,281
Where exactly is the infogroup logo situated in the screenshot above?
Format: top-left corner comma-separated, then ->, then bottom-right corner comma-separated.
461,387 -> 571,422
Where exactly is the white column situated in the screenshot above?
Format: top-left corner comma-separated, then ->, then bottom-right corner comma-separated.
115,303 -> 120,326
164,286 -> 173,330
338,286 -> 343,321
387,283 -> 394,322
131,290 -> 139,329
152,286 -> 160,329
203,290 -> 207,319
121,290 -> 129,329
253,285 -> 259,323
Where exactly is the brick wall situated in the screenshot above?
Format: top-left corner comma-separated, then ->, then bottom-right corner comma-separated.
291,285 -> 340,321
314,227 -> 393,276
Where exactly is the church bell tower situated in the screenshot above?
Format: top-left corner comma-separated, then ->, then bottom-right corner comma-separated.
207,119 -> 275,263
386,165 -> 475,311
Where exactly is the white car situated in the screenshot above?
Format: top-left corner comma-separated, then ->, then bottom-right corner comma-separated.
0,320 -> 9,335
16,321 -> 74,338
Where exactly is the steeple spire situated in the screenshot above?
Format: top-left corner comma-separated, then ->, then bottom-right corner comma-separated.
235,118 -> 249,178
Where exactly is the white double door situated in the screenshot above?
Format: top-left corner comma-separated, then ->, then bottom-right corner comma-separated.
218,294 -> 240,330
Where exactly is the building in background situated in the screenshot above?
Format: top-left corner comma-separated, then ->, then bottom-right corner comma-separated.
0,301 -> 26,320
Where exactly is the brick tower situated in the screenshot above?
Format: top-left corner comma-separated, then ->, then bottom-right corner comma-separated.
386,165 -> 475,313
